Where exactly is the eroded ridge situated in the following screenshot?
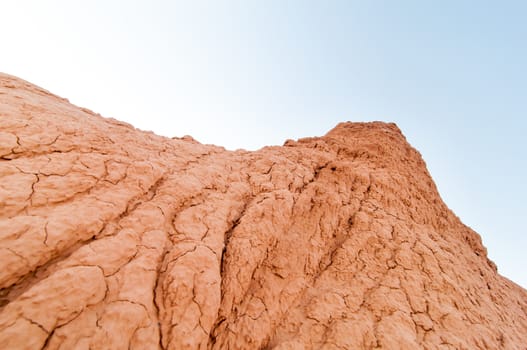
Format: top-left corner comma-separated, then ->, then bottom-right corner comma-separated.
1,73 -> 526,349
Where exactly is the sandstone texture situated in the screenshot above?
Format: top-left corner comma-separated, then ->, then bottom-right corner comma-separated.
0,73 -> 526,349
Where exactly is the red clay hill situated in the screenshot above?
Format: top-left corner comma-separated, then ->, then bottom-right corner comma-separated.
0,73 -> 526,349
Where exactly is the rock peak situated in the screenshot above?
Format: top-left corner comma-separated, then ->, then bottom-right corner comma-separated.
327,120 -> 402,134
0,74 -> 526,349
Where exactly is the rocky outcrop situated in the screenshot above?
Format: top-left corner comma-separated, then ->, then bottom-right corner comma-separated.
0,73 -> 526,349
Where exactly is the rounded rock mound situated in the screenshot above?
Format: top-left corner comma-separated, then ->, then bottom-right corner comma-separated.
0,73 -> 526,349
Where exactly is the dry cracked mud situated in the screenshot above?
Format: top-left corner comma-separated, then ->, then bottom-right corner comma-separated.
0,73 -> 526,349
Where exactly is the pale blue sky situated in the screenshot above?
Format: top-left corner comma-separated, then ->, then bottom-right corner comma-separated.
1,1 -> 525,288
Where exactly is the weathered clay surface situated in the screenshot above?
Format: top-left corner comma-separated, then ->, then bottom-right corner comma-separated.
0,73 -> 526,349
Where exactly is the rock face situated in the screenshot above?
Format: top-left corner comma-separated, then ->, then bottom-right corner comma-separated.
0,73 -> 526,350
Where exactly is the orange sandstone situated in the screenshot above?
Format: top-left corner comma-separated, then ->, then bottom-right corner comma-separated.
0,73 -> 526,349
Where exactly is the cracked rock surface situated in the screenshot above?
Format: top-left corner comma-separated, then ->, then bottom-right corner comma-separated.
0,73 -> 526,349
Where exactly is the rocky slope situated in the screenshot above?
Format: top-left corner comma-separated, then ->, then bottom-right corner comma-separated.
0,73 -> 526,349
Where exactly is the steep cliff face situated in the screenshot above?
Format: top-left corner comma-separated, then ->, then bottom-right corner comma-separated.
0,73 -> 526,349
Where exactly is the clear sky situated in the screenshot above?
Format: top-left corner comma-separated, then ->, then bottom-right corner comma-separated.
1,1 -> 525,288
